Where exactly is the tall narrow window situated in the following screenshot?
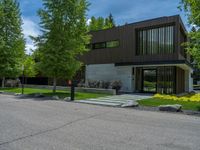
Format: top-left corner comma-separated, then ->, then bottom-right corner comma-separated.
137,25 -> 174,55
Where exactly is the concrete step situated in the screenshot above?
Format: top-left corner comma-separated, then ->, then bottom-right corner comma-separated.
78,100 -> 121,107
86,99 -> 128,104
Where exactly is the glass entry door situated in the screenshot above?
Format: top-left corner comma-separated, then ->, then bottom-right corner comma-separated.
143,69 -> 157,93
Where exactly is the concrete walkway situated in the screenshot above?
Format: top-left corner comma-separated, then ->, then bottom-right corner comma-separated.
78,93 -> 152,107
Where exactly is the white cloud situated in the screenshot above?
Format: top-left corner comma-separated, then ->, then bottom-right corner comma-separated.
22,17 -> 40,53
87,19 -> 91,25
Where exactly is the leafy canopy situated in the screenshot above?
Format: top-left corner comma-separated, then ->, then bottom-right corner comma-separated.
88,13 -> 116,31
180,0 -> 200,67
23,55 -> 37,77
0,0 -> 25,78
35,0 -> 90,80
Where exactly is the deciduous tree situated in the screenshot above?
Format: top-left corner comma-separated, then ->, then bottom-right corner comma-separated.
0,0 -> 25,88
180,0 -> 200,67
36,0 -> 90,93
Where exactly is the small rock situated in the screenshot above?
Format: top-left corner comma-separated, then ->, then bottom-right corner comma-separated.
64,97 -> 71,101
52,96 -> 59,100
121,101 -> 139,108
159,104 -> 182,112
34,93 -> 44,98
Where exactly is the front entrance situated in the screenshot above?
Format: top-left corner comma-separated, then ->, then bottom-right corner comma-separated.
142,69 -> 157,93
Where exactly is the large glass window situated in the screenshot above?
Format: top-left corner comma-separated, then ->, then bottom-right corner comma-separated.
143,69 -> 157,93
137,25 -> 174,55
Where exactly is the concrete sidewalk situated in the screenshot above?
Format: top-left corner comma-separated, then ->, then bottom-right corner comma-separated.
78,93 -> 152,107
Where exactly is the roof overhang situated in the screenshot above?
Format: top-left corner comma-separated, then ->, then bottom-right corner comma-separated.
115,60 -> 193,70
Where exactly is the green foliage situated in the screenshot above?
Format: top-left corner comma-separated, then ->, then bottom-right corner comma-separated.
88,13 -> 116,31
180,0 -> 200,67
139,98 -> 200,111
105,13 -> 115,29
23,55 -> 37,77
0,0 -> 25,78
35,0 -> 90,92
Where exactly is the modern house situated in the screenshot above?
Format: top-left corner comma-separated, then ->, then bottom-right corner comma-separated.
80,15 -> 193,94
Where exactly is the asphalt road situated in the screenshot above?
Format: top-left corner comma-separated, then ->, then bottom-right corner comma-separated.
0,94 -> 199,150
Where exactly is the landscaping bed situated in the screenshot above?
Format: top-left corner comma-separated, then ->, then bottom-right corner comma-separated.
138,93 -> 200,111
0,88 -> 110,100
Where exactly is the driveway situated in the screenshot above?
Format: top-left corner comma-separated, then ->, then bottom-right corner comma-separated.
0,94 -> 199,150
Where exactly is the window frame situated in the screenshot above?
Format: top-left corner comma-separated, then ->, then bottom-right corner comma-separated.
91,40 -> 120,50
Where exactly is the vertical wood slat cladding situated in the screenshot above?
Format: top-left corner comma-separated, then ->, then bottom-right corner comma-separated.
157,66 -> 176,94
136,68 -> 142,92
176,67 -> 185,94
80,15 -> 187,65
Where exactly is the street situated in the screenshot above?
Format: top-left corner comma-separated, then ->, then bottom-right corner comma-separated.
0,94 -> 199,150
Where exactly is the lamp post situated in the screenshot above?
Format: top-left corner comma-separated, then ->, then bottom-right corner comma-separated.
21,65 -> 25,95
70,80 -> 75,101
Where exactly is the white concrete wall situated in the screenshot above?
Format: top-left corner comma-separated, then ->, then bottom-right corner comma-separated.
184,68 -> 193,92
86,64 -> 134,92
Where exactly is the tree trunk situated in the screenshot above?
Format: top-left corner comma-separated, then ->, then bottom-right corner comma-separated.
2,77 -> 5,88
53,77 -> 57,93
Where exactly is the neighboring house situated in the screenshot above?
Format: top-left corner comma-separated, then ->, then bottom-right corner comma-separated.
80,15 -> 193,94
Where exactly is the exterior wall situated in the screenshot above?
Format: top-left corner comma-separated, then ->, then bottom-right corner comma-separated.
81,15 -> 188,66
85,64 -> 134,92
176,67 -> 185,94
85,64 -> 193,94
184,68 -> 193,92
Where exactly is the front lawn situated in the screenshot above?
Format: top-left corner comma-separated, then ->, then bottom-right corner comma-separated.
138,98 -> 200,111
0,88 -> 110,100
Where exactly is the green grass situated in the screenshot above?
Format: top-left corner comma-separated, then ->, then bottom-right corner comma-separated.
0,87 -> 110,100
138,98 -> 200,111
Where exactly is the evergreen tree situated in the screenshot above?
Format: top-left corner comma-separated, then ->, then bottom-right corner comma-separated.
0,0 -> 25,88
96,17 -> 105,30
105,13 -> 115,28
89,16 -> 98,31
89,13 -> 116,31
36,0 -> 90,93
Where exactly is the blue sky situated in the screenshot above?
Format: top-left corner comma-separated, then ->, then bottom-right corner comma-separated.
19,0 -> 189,53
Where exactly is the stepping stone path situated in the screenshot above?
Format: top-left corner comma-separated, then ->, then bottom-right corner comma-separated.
78,94 -> 152,107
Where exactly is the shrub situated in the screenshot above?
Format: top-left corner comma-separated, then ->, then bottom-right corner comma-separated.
110,80 -> 122,92
5,79 -> 21,88
154,93 -> 200,102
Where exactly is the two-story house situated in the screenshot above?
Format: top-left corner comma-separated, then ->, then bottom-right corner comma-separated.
80,15 -> 193,94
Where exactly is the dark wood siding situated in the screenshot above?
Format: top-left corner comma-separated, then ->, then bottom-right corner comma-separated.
81,15 -> 188,65
176,67 -> 185,94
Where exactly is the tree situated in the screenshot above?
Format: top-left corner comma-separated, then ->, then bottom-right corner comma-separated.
180,0 -> 200,67
0,0 -> 25,88
105,13 -> 115,28
88,16 -> 98,31
35,0 -> 90,93
96,17 -> 105,30
23,55 -> 37,78
88,13 -> 116,31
